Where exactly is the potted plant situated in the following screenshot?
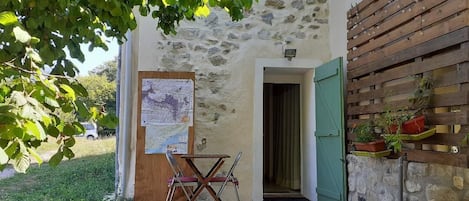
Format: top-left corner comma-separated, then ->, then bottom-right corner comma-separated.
352,121 -> 386,152
404,76 -> 433,134
376,106 -> 410,134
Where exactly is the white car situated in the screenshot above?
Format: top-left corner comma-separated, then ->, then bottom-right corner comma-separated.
80,122 -> 98,140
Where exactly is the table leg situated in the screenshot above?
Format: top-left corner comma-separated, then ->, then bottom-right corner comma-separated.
185,158 -> 226,201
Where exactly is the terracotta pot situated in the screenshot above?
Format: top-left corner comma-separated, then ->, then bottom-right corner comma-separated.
353,140 -> 386,152
388,124 -> 399,134
402,115 -> 425,134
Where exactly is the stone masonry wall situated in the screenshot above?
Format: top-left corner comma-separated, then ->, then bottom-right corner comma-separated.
140,0 -> 330,136
348,154 -> 469,201
135,0 -> 331,200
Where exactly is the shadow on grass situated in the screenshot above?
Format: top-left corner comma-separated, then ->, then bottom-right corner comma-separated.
0,153 -> 115,201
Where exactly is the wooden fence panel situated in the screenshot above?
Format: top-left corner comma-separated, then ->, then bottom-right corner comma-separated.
347,0 -> 469,167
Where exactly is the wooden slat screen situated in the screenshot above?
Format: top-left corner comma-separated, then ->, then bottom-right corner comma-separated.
347,0 -> 469,167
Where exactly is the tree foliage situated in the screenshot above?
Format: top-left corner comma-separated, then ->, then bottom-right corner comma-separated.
0,0 -> 256,172
78,75 -> 116,115
89,57 -> 118,82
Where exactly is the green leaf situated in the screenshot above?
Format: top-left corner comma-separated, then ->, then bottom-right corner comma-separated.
0,147 -> 8,164
13,153 -> 30,173
11,91 -> 27,106
26,47 -> 43,63
47,126 -> 60,138
27,147 -> 43,165
24,120 -> 46,140
70,82 -> 88,97
21,104 -> 41,120
0,104 -> 14,113
60,84 -> 76,101
195,5 -> 210,17
0,11 -> 18,26
5,141 -> 18,157
63,124 -> 76,136
98,114 -> 118,129
63,147 -> 74,159
13,26 -> 32,44
30,37 -> 40,44
49,151 -> 63,166
75,100 -> 90,119
45,96 -> 60,107
64,137 -> 75,147
73,122 -> 85,134
0,114 -> 16,124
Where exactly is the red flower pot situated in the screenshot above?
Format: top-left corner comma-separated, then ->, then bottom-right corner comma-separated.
353,140 -> 386,152
402,115 -> 425,134
388,124 -> 399,134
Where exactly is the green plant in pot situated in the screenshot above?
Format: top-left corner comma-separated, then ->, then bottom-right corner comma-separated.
352,121 -> 386,152
376,106 -> 410,134
404,76 -> 434,134
376,107 -> 405,154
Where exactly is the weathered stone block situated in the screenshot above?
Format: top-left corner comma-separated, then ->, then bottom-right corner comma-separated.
383,175 -> 399,186
241,33 -> 252,41
315,18 -> 328,24
208,47 -> 221,56
348,176 -> 356,192
261,12 -> 274,25
408,195 -> 420,201
291,0 -> 305,10
227,33 -> 239,40
172,42 -> 186,49
425,184 -> 459,201
208,55 -> 227,66
429,164 -> 453,177
178,28 -> 200,40
204,13 -> 218,26
407,162 -> 428,178
265,0 -> 285,9
302,15 -> 312,23
284,15 -> 296,23
295,32 -> 306,39
257,29 -> 271,40
454,176 -> 464,190
405,180 -> 422,193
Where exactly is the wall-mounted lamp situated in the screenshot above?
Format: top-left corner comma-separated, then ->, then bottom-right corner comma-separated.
284,49 -> 296,61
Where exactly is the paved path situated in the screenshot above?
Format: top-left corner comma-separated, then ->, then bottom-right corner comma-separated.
0,168 -> 16,180
0,150 -> 55,180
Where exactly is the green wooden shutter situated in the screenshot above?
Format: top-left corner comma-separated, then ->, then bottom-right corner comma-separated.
314,58 -> 346,201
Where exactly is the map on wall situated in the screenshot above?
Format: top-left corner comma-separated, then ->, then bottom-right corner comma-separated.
145,124 -> 188,154
141,78 -> 194,126
140,78 -> 193,154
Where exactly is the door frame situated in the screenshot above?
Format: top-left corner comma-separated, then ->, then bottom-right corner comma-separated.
253,58 -> 323,200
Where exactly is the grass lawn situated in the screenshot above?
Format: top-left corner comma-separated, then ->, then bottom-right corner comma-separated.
0,137 -> 116,201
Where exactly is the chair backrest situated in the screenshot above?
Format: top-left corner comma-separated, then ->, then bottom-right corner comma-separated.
216,151 -> 242,197
165,151 -> 184,177
226,152 -> 242,177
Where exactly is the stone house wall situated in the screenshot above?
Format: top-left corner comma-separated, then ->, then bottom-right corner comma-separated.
120,0 -> 350,200
348,155 -> 469,201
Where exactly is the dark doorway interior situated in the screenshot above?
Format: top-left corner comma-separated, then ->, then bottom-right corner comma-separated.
263,83 -> 303,198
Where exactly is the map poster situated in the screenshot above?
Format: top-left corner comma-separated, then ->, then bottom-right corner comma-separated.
145,125 -> 189,154
140,78 -> 194,126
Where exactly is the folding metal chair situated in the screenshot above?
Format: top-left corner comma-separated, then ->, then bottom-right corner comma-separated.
165,151 -> 198,201
209,152 -> 242,201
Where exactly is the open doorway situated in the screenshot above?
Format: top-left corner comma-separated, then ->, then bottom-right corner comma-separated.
253,59 -> 320,201
263,83 -> 302,198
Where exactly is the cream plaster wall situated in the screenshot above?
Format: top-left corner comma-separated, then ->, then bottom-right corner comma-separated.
117,0 -> 356,200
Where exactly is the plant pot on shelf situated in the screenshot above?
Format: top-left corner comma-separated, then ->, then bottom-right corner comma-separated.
353,140 -> 386,152
402,115 -> 425,134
